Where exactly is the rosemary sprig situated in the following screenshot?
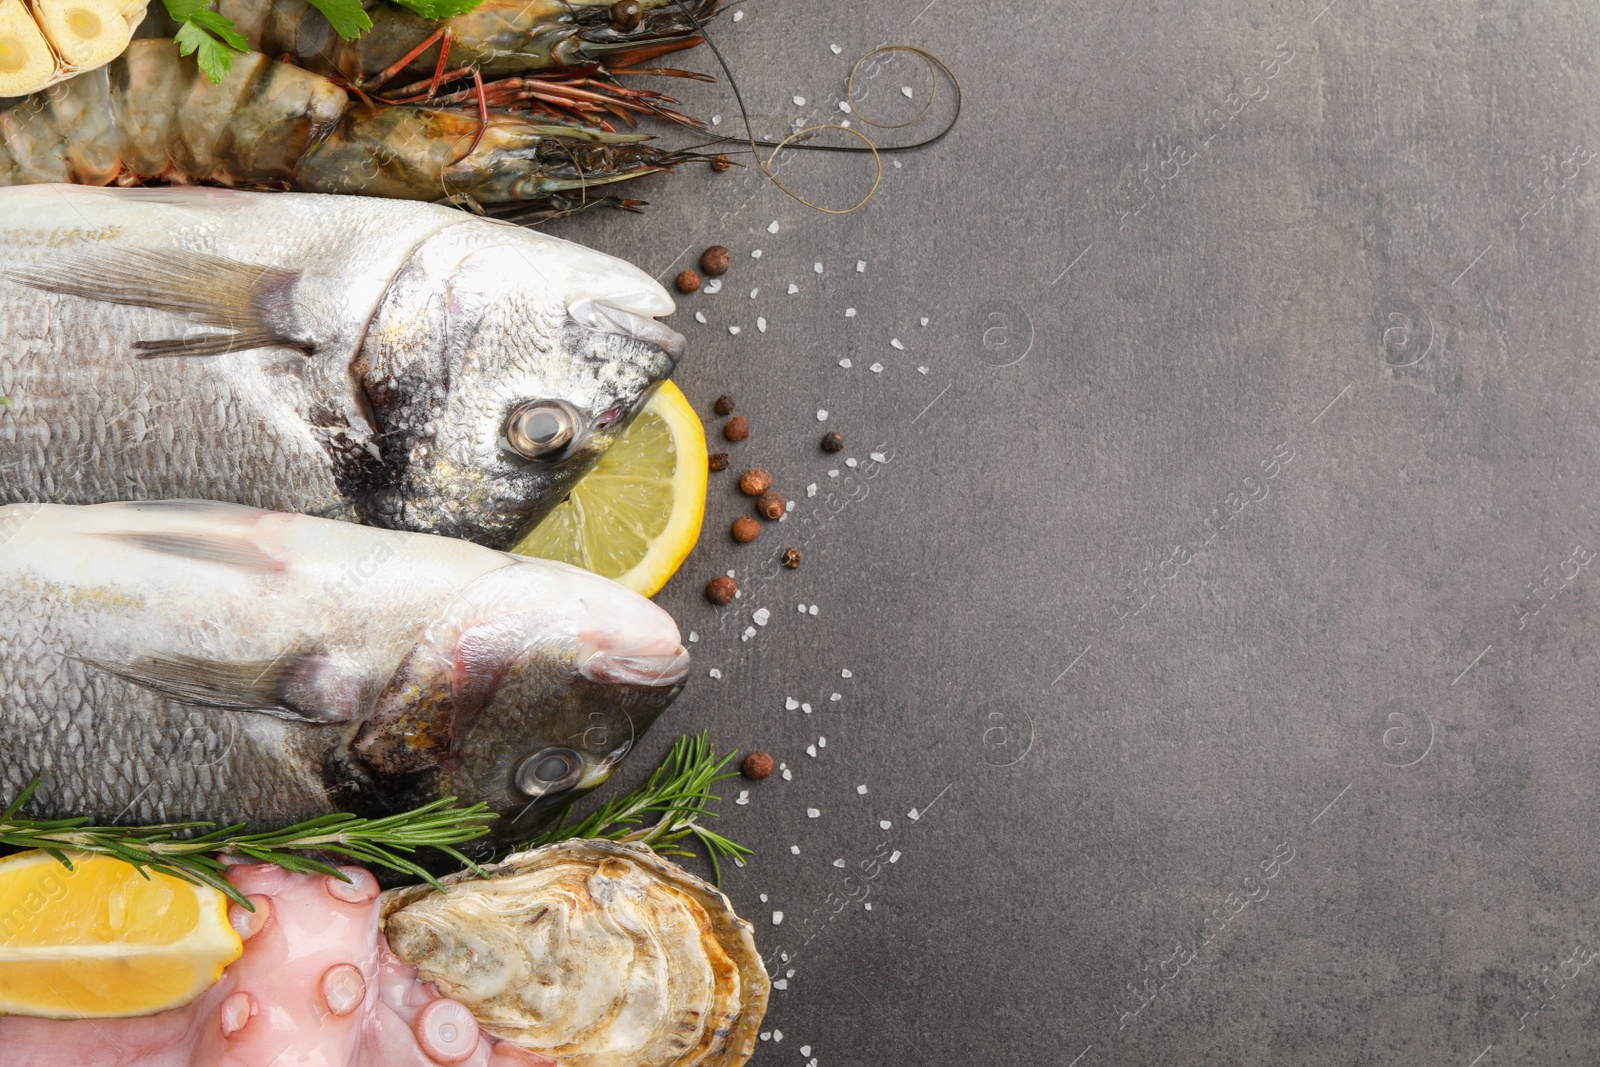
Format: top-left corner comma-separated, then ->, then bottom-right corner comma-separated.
0,781 -> 495,910
527,732 -> 753,884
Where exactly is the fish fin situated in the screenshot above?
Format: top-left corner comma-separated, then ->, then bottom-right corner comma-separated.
4,248 -> 313,358
82,652 -> 363,724
91,530 -> 287,574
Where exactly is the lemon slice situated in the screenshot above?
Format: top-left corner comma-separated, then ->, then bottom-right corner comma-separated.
0,850 -> 242,1018
515,380 -> 707,597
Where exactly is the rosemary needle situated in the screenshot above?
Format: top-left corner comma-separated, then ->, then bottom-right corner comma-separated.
0,782 -> 495,910
0,732 -> 754,909
526,731 -> 753,885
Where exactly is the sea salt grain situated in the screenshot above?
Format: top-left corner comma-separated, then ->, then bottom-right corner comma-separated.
785,697 -> 799,710
838,100 -> 851,112
759,893 -> 768,902
751,249 -> 762,258
753,607 -> 770,626
830,692 -> 841,701
830,43 -> 842,54
736,790 -> 749,805
841,669 -> 853,678
870,452 -> 887,463
758,318 -> 767,333
793,95 -> 805,106
688,631 -> 698,642
709,668 -> 722,678
750,288 -> 760,299
920,316 -> 930,326
857,784 -> 869,794
845,458 -> 857,468
741,626 -> 755,639
772,911 -> 783,925
704,278 -> 721,294
789,845 -> 799,854
901,85 -> 914,98
844,307 -> 856,317
773,1031 -> 784,1043
782,768 -> 793,780
801,702 -> 812,712
806,745 -> 816,757
817,737 -> 826,748
712,114 -> 721,125
918,366 -> 929,374
890,851 -> 901,863
732,9 -> 742,19
856,260 -> 866,272
870,362 -> 883,373
761,1033 -> 771,1042
728,326 -> 741,336
808,605 -> 819,616
890,338 -> 904,350
694,311 -> 707,324
773,979 -> 788,990
767,220 -> 780,234
865,903 -> 872,911
787,283 -> 798,294
806,808 -> 821,818
827,470 -> 839,478
797,603 -> 806,614
838,358 -> 852,369
880,820 -> 891,829
813,262 -> 824,274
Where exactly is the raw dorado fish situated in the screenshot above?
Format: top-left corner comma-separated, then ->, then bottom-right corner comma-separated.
0,185 -> 684,549
0,501 -> 689,836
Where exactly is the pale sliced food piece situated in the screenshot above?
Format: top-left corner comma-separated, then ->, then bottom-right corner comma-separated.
29,0 -> 130,71
0,0 -> 58,98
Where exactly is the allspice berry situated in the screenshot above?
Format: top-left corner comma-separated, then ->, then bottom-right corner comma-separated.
782,547 -> 801,569
731,516 -> 762,543
738,468 -> 773,496
723,416 -> 750,442
741,752 -> 774,780
705,576 -> 738,604
820,431 -> 844,453
700,245 -> 731,276
708,452 -> 729,472
713,394 -> 735,416
675,269 -> 701,294
756,491 -> 785,520
710,154 -> 733,173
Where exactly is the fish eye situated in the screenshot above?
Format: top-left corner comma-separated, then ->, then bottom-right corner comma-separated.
514,746 -> 585,798
506,401 -> 577,460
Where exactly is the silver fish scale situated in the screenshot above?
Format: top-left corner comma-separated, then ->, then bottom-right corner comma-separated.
0,312 -> 352,519
0,585 -> 335,825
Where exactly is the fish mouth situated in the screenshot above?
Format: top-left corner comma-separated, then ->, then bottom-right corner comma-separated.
579,647 -> 691,688
569,297 -> 686,364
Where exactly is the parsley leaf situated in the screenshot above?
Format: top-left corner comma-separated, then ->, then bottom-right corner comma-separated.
304,0 -> 373,41
390,0 -> 487,19
165,0 -> 249,84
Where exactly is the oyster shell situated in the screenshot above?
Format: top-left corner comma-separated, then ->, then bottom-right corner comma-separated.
379,839 -> 769,1067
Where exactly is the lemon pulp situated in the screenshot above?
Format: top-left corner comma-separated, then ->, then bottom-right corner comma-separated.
514,380 -> 707,597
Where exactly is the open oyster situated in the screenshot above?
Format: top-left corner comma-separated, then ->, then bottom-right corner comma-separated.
380,840 -> 769,1067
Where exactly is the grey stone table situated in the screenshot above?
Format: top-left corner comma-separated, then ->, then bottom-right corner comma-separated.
557,1 -> 1600,1063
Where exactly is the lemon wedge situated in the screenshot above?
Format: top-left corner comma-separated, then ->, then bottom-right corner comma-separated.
0,850 -> 242,1018
515,380 -> 707,597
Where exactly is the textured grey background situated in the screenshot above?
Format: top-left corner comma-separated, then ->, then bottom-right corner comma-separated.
552,1 -> 1600,1064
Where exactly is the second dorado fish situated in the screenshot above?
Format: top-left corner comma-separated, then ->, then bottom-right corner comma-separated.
0,185 -> 684,548
0,500 -> 689,836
